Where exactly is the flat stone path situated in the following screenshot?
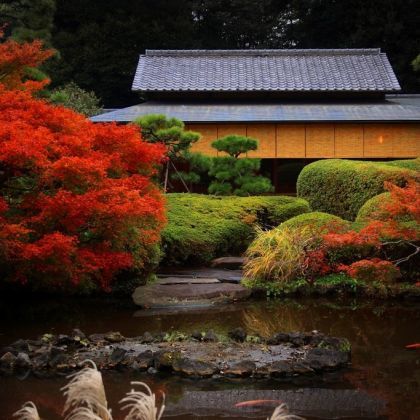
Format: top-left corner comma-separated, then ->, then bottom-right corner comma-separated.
157,267 -> 243,283
132,281 -> 251,308
133,262 -> 249,308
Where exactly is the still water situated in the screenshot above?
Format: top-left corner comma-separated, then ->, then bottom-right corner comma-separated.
0,296 -> 419,419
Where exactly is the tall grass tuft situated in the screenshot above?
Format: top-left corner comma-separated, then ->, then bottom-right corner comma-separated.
13,402 -> 41,420
244,226 -> 313,283
268,403 -> 304,420
120,381 -> 165,420
61,360 -> 112,420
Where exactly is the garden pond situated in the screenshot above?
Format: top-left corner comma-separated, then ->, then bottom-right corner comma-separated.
0,296 -> 419,419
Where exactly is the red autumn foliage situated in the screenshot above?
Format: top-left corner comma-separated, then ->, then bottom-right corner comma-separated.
305,180 -> 420,283
0,38 -> 166,291
338,258 -> 400,283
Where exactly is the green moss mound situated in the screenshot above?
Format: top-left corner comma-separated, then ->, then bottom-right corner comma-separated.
356,192 -> 392,222
280,211 -> 351,234
384,158 -> 420,171
162,194 -> 310,265
297,159 -> 415,220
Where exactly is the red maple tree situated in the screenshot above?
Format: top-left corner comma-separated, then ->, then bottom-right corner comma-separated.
0,37 -> 166,292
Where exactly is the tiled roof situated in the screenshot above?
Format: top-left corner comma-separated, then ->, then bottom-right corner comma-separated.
132,49 -> 401,93
91,101 -> 420,123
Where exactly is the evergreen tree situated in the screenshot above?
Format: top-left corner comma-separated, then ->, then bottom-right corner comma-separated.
134,114 -> 201,192
209,135 -> 273,196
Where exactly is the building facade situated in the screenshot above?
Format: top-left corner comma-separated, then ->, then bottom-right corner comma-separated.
92,49 -> 420,191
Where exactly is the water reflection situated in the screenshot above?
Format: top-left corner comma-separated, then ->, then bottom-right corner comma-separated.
0,297 -> 419,419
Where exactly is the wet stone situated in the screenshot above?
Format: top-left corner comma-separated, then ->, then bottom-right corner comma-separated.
173,358 -> 218,377
203,330 -> 218,342
109,347 -> 127,364
15,352 -> 32,370
305,348 -> 349,370
10,339 -> 30,353
223,360 -> 256,377
141,332 -> 154,343
269,360 -> 294,377
0,352 -> 16,373
154,350 -> 180,369
105,331 -> 125,343
191,331 -> 203,341
135,350 -> 154,370
228,327 -> 247,343
267,333 -> 290,345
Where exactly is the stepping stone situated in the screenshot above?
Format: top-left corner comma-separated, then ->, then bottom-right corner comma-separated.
132,283 -> 251,308
211,256 -> 246,270
158,268 -> 243,284
156,277 -> 220,285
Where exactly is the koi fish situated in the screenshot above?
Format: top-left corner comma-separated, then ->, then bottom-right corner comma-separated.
235,399 -> 283,408
405,343 -> 420,350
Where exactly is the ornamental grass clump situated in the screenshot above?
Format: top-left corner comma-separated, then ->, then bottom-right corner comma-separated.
244,226 -> 315,283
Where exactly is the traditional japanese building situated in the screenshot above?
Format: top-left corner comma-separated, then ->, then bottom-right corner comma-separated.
92,49 -> 420,192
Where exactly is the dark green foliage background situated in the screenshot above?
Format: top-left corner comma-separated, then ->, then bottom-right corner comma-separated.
3,0 -> 418,106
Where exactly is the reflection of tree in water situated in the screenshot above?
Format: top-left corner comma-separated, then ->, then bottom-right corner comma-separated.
240,299 -> 420,420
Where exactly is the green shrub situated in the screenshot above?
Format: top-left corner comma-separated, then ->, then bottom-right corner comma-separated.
356,193 -> 392,222
297,159 -> 415,220
161,194 -> 310,265
384,158 -> 420,171
280,212 -> 351,234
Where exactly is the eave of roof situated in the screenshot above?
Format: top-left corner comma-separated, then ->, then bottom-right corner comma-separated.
90,101 -> 420,123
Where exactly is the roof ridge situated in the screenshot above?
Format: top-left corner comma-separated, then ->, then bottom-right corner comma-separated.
144,48 -> 381,57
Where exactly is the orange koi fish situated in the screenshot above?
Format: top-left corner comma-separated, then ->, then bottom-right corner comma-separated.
405,343 -> 420,350
235,399 -> 283,408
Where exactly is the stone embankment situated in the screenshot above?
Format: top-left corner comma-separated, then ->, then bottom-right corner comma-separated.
0,328 -> 351,379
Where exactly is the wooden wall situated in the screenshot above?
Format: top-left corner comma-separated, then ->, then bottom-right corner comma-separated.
185,123 -> 420,158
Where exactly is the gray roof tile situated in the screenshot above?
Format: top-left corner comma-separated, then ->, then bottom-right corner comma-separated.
91,101 -> 420,123
132,49 -> 401,93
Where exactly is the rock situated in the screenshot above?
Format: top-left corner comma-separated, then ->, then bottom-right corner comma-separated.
211,257 -> 246,270
203,330 -> 218,342
147,367 -> 158,375
191,331 -> 203,341
15,352 -> 32,370
0,352 -> 16,373
173,358 -> 218,377
89,333 -> 106,344
269,360 -> 294,377
291,361 -> 314,374
55,335 -> 73,346
49,347 -> 68,368
223,360 -> 255,377
289,332 -> 306,347
109,347 -> 127,365
135,350 -> 154,370
267,333 -> 290,345
154,350 -> 180,370
132,282 -> 251,307
105,331 -> 125,343
228,328 -> 247,343
305,348 -> 349,370
72,329 -> 87,340
10,339 -> 30,353
141,332 -> 154,343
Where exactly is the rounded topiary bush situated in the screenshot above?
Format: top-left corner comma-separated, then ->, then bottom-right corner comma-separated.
280,211 -> 351,234
161,194 -> 311,266
356,192 -> 392,222
297,159 -> 414,221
